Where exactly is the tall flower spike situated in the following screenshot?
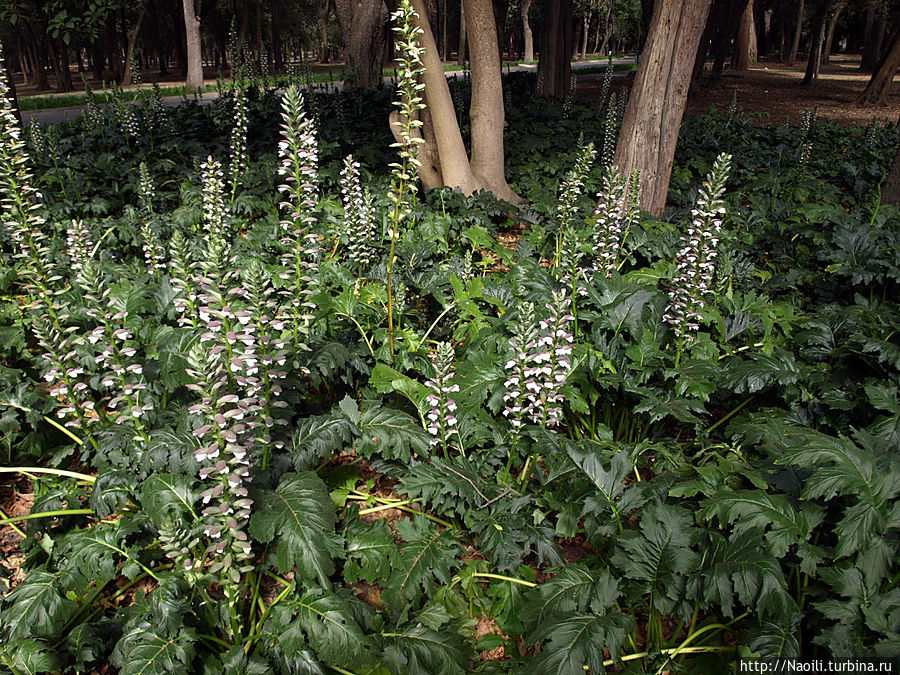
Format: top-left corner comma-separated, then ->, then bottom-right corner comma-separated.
201,156 -> 227,239
66,219 -> 94,273
663,152 -> 733,346
425,342 -> 462,456
503,302 -> 539,434
340,154 -> 377,269
229,86 -> 248,200
601,92 -> 618,169
138,161 -> 155,213
798,107 -> 817,167
555,142 -> 595,279
591,168 -> 637,278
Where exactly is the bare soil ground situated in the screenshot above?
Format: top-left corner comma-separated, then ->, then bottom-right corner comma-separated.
579,54 -> 900,128
686,55 -> 900,127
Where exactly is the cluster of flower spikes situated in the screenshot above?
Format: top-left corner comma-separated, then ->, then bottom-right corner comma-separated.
340,154 -> 376,269
599,57 -> 614,111
425,342 -> 462,455
663,152 -> 733,343
28,117 -> 45,158
229,86 -> 248,198
111,82 -> 140,141
201,156 -> 229,240
591,167 -> 638,279
555,142 -> 596,285
185,236 -> 265,582
276,84 -> 320,350
66,218 -> 93,274
148,81 -> 172,134
76,261 -> 152,449
503,290 -> 575,430
798,107 -> 817,167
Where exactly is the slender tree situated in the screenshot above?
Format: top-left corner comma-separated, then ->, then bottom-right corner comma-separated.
183,0 -> 203,89
857,23 -> 900,105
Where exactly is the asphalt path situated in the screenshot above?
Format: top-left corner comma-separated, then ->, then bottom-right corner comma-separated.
21,57 -> 634,126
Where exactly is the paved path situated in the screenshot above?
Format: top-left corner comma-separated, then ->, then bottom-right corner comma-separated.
21,57 -> 634,126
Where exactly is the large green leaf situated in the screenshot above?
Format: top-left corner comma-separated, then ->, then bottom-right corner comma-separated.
110,623 -> 197,675
0,571 -> 77,641
342,510 -> 398,584
140,473 -> 199,523
384,515 -> 461,608
356,405 -> 431,462
275,589 -> 373,669
382,623 -> 469,675
529,612 -> 634,675
289,410 -> 355,471
249,472 -> 342,584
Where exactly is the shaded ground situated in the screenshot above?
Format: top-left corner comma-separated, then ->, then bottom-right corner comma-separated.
686,55 -> 899,127
579,54 -> 899,128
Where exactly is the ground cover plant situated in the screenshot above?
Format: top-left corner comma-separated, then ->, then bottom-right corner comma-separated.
1,9 -> 900,673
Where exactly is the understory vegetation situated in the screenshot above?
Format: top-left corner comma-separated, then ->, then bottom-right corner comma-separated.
1,25 -> 899,675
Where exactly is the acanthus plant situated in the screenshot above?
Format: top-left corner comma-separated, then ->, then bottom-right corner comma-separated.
275,83 -> 320,351
340,153 -> 377,269
591,167 -> 638,278
425,341 -> 463,456
229,85 -> 248,201
553,141 -> 596,281
664,151 -> 732,362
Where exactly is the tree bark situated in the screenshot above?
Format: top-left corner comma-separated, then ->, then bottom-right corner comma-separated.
408,0 -> 479,192
521,0 -> 534,62
822,0 -> 846,65
122,2 -> 148,85
882,127 -> 900,205
861,2 -> 886,72
2,49 -> 21,125
320,0 -> 332,62
733,0 -> 755,70
802,2 -> 828,86
788,0 -> 804,66
458,0 -> 467,64
335,0 -> 388,90
614,0 -> 713,216
465,0 -> 520,203
183,0 -> 204,89
580,12 -> 591,60
856,29 -> 900,106
537,0 -> 574,98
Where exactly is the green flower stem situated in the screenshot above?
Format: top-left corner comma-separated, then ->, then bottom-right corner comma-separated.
0,466 -> 96,482
245,581 -> 294,647
706,395 -> 754,434
328,665 -> 357,675
358,499 -> 418,515
0,508 -> 93,526
470,572 -> 537,587
346,490 -> 453,528
1,401 -> 85,446
603,645 -> 736,670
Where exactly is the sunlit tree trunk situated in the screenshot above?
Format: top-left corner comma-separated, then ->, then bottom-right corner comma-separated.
521,0 -> 534,62
183,0 -> 204,89
733,0 -> 755,70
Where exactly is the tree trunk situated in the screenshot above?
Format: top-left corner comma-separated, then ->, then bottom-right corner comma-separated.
861,2 -> 886,72
335,0 -> 388,90
320,0 -> 332,62
521,0 -> 534,62
538,0 -> 574,98
408,0 -> 479,192
882,128 -> 900,205
802,3 -> 828,86
458,0 -> 467,65
822,0 -> 846,65
2,49 -> 22,125
465,0 -> 520,203
788,0 -> 804,66
614,0 -> 713,216
709,0 -> 748,86
122,2 -> 148,85
580,13 -> 591,60
733,0 -> 755,70
183,0 -> 204,89
856,30 -> 900,106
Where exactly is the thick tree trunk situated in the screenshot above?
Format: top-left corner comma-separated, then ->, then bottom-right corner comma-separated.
709,0 -> 749,86
788,0 -> 804,66
802,3 -> 828,86
521,0 -> 534,62
408,0 -> 479,192
122,2 -> 148,85
183,0 -> 203,88
538,0 -> 574,98
465,0 -> 520,203
822,0 -> 846,65
319,0 -> 332,62
856,30 -> 900,106
733,0 -> 755,70
861,3 -> 886,72
335,0 -> 388,90
580,13 -> 591,60
614,0 -> 713,216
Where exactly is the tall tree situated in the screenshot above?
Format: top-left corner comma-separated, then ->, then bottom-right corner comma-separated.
802,0 -> 832,86
856,21 -> 900,104
398,0 -> 520,202
183,0 -> 203,89
822,0 -> 846,64
538,0 -> 574,97
733,0 -> 756,70
520,0 -> 534,61
335,0 -> 389,90
788,0 -> 804,65
614,0 -> 713,215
